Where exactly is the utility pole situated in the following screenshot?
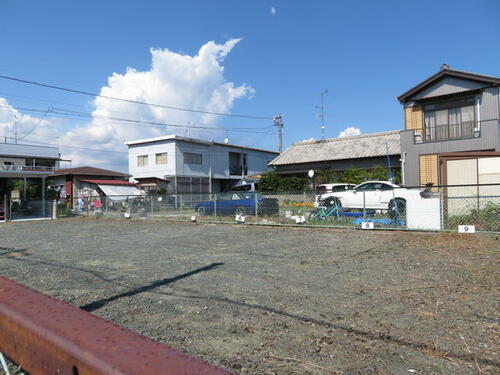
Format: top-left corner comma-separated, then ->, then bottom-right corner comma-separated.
317,89 -> 328,140
14,114 -> 18,144
273,113 -> 284,153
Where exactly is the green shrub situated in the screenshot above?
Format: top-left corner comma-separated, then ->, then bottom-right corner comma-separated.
446,202 -> 500,232
259,173 -> 309,192
57,204 -> 74,217
260,166 -> 401,192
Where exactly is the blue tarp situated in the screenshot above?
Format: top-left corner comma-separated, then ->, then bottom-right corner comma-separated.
352,217 -> 405,226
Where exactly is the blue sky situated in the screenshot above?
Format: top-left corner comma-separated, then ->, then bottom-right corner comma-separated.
0,0 -> 499,169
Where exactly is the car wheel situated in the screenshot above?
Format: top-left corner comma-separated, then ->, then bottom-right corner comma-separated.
235,206 -> 246,216
196,206 -> 207,216
324,197 -> 341,209
388,198 -> 406,218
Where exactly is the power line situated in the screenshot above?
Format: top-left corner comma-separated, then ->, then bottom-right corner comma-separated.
0,91 -> 267,129
3,136 -> 128,154
21,108 -> 51,139
0,74 -> 272,120
4,135 -> 278,158
0,105 -> 273,134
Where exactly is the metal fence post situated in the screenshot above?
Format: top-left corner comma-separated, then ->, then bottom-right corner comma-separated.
302,191 -> 306,218
255,193 -> 258,221
439,186 -> 444,230
4,194 -> 10,222
213,194 -> 217,219
363,190 -> 366,219
151,195 -> 154,217
179,195 -> 182,216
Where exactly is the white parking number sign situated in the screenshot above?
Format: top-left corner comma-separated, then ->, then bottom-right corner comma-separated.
361,222 -> 374,230
458,225 -> 475,233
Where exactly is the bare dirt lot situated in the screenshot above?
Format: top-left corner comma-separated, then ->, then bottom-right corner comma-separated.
0,218 -> 498,374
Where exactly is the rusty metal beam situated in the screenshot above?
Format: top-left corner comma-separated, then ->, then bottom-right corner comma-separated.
0,276 -> 233,375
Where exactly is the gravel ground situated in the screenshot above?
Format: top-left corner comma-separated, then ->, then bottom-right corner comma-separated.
0,218 -> 498,375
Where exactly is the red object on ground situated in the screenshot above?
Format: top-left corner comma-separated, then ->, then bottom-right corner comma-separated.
0,276 -> 234,375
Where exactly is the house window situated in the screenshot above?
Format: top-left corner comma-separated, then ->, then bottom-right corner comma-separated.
155,152 -> 167,164
229,152 -> 248,176
184,152 -> 202,165
137,155 -> 148,167
423,97 -> 476,141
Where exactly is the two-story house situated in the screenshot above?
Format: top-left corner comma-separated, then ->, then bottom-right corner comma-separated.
125,135 -> 279,193
0,142 -> 61,195
0,142 -> 64,219
398,66 -> 500,187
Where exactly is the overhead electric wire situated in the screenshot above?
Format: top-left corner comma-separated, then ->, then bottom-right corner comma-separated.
20,108 -> 52,139
4,134 -> 278,159
0,74 -> 273,120
2,136 -> 128,154
0,91 -> 270,129
0,105 -> 273,134
0,91 -> 92,111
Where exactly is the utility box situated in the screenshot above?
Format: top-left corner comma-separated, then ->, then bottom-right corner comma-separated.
406,195 -> 442,230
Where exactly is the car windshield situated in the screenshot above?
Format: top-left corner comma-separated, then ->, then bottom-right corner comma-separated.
355,182 -> 395,191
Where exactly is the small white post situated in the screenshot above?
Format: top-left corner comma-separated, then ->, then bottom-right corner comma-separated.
52,199 -> 57,219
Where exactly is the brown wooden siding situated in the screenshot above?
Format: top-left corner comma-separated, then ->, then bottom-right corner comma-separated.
405,106 -> 423,131
419,154 -> 439,185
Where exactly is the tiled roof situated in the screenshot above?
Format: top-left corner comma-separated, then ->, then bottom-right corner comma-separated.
79,179 -> 135,186
269,130 -> 401,166
52,166 -> 129,177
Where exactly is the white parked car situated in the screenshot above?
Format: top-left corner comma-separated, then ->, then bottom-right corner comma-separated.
314,183 -> 356,207
317,181 -> 422,215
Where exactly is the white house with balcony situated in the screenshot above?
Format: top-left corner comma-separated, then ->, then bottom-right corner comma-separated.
0,142 -> 63,207
125,135 -> 279,193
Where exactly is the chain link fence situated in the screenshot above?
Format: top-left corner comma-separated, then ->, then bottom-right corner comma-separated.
56,183 -> 500,233
1,195 -> 54,221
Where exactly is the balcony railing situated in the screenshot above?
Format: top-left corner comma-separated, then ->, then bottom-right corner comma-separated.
0,165 -> 55,172
229,166 -> 243,176
422,121 -> 477,142
229,166 -> 249,176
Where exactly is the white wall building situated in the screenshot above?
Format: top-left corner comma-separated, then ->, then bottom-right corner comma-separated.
0,142 -> 62,195
0,142 -> 65,219
125,135 -> 279,193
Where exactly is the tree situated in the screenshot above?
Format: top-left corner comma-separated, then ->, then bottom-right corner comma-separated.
259,172 -> 309,192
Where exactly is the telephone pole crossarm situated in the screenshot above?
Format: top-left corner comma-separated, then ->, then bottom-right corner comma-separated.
273,113 -> 284,153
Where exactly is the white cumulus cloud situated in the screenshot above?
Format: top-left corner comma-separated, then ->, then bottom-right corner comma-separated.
0,39 -> 254,171
270,7 -> 276,15
338,126 -> 361,138
0,98 -> 63,142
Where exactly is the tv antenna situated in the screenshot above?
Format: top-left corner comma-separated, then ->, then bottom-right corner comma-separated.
316,89 -> 328,140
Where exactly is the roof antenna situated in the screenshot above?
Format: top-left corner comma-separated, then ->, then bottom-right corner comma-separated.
316,89 -> 328,140
440,63 -> 450,70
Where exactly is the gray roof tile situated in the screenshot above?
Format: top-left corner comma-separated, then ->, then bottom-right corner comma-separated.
269,130 -> 401,166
